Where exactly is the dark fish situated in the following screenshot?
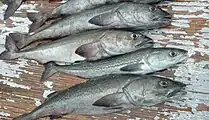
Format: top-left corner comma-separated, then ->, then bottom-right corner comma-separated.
2,0 -> 24,20
41,48 -> 188,81
29,0 -> 167,32
0,30 -> 153,63
13,2 -> 171,49
13,74 -> 186,120
52,0 -> 165,16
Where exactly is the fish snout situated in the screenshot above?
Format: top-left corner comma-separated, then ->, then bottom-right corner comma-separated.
178,82 -> 187,88
154,8 -> 172,21
152,9 -> 172,26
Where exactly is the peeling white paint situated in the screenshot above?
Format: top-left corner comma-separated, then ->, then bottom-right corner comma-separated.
0,0 -> 209,119
6,99 -> 15,103
169,2 -> 209,7
43,89 -> 55,98
172,6 -> 206,13
153,1 -> 209,119
171,21 -> 190,28
199,38 -> 209,47
44,81 -> 53,89
0,111 -> 10,117
0,5 -> 7,20
169,111 -> 209,120
180,35 -> 196,39
0,79 -> 31,90
23,70 -> 34,75
200,27 -> 209,33
0,16 -> 32,44
43,81 -> 55,99
34,98 -> 41,107
164,59 -> 209,114
174,13 -> 209,19
158,29 -> 188,34
154,115 -> 160,120
0,59 -> 29,78
17,4 -> 38,11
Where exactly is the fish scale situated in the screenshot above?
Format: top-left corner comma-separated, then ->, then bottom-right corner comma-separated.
41,48 -> 188,80
0,30 -> 152,64
11,2 -> 170,49
14,75 -> 186,120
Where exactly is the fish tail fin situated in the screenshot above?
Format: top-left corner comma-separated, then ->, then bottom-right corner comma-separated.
9,32 -> 27,49
3,0 -> 24,20
41,61 -> 58,81
27,12 -> 49,33
0,36 -> 19,60
13,113 -> 35,120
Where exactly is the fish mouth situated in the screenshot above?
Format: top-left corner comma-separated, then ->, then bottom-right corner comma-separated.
135,37 -> 154,49
177,54 -> 189,64
153,15 -> 172,26
167,83 -> 187,98
167,88 -> 182,98
153,14 -> 172,21
163,15 -> 172,20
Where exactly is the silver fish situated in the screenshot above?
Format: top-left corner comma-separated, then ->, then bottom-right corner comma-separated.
41,48 -> 188,81
53,0 -> 165,16
13,2 -> 171,49
13,74 -> 186,120
0,30 -> 153,63
29,0 -> 167,32
2,0 -> 24,20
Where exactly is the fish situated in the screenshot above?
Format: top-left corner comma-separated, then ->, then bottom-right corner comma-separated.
0,30 -> 153,64
29,0 -> 167,32
41,48 -> 188,81
13,2 -> 171,49
13,74 -> 186,120
2,0 -> 24,20
52,0 -> 165,16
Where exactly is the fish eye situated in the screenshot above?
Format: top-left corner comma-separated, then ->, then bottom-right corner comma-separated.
169,51 -> 177,57
131,34 -> 138,40
149,6 -> 156,12
159,81 -> 168,88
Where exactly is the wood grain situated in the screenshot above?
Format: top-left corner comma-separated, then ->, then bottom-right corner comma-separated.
0,0 -> 209,120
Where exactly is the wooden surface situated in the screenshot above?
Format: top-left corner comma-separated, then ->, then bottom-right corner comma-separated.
0,0 -> 209,120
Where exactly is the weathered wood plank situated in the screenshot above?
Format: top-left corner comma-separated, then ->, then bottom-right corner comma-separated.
0,0 -> 209,120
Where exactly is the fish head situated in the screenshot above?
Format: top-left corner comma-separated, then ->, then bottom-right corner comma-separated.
101,31 -> 153,55
115,31 -> 154,50
146,48 -> 188,71
151,77 -> 186,99
128,33 -> 154,50
123,76 -> 186,106
133,5 -> 171,29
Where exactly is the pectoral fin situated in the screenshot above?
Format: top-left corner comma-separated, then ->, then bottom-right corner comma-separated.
88,12 -> 117,26
75,41 -> 102,60
120,63 -> 144,72
93,92 -> 128,107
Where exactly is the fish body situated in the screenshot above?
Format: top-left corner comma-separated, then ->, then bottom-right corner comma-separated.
41,48 -> 188,80
29,0 -> 167,32
14,74 -> 186,120
52,0 -> 164,16
0,30 -> 153,63
14,2 -> 171,49
1,0 -> 164,20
